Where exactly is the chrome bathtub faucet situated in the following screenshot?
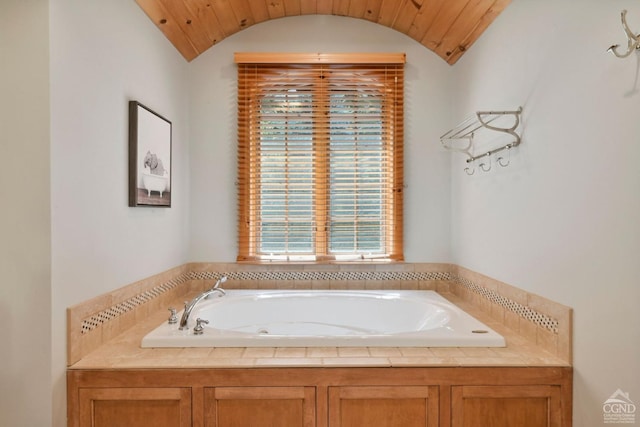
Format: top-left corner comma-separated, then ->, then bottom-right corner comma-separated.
178,276 -> 227,330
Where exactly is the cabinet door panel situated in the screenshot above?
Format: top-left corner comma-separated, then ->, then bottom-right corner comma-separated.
452,385 -> 562,427
329,386 -> 439,427
204,386 -> 316,427
78,387 -> 191,427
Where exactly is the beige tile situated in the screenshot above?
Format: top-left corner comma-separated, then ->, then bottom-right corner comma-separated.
413,263 -> 454,273
496,281 -> 529,306
233,263 -> 271,272
460,347 -> 497,357
522,356 -> 570,367
322,357 -> 391,367
258,279 -> 279,289
275,347 -> 308,358
307,347 -> 338,357
488,347 -> 523,358
178,347 -> 214,358
242,347 -> 276,358
429,348 -> 466,357
338,347 -> 371,357
210,347 -> 245,358
557,312 -> 573,364
288,280 -> 308,289
340,264 -> 376,272
453,357 -> 525,366
256,358 -> 323,367
434,281 -> 449,292
150,348 -> 185,358
294,281 -> 313,290
398,347 -> 435,357
503,310 -> 521,333
368,347 -> 403,357
536,327 -> 559,356
418,280 -> 439,291
332,280 -> 366,290
89,342 -> 146,359
489,302 -> 505,323
401,281 -> 420,290
518,317 -> 538,342
375,263 -> 413,272
78,330 -> 104,363
311,280 -> 330,290
364,280 -> 386,290
390,357 -> 458,366
75,357 -> 130,369
527,293 -> 571,320
308,264 -> 340,272
207,358 -> 262,368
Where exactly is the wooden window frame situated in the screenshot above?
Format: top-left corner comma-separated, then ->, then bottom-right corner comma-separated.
236,53 -> 405,263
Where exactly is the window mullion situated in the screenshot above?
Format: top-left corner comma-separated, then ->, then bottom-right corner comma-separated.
315,67 -> 329,258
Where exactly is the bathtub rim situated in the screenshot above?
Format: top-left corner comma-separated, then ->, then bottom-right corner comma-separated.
141,289 -> 507,348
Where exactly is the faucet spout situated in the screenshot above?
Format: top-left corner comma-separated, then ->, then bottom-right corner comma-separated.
178,276 -> 227,330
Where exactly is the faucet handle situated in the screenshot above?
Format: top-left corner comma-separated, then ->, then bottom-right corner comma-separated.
194,318 -> 209,335
167,307 -> 178,324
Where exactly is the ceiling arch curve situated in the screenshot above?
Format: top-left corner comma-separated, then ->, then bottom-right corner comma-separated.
135,0 -> 511,65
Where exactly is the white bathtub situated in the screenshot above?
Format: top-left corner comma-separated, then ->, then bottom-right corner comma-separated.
142,172 -> 168,197
141,290 -> 505,348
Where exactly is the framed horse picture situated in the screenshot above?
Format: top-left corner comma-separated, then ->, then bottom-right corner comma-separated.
128,101 -> 172,207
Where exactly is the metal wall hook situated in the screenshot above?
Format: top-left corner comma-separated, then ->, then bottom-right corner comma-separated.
497,156 -> 509,167
497,144 -> 511,167
608,10 -> 640,58
479,154 -> 492,172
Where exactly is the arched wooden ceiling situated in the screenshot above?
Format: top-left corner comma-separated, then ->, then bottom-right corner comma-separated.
135,0 -> 511,65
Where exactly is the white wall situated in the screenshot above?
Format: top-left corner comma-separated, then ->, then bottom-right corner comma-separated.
187,15 -> 453,263
0,1 -> 52,425
50,0 -> 190,425
451,0 -> 640,424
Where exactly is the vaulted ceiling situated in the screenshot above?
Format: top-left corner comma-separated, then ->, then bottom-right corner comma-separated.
135,0 -> 511,65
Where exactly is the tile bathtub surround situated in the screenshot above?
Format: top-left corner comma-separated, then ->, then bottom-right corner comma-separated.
67,262 -> 572,366
66,264 -> 196,365
69,290 -> 568,370
66,262 -> 453,365
450,265 -> 572,364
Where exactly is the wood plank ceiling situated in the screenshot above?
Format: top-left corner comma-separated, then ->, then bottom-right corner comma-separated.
135,0 -> 511,65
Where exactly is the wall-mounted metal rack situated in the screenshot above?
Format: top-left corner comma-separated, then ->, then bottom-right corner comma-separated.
440,107 -> 522,174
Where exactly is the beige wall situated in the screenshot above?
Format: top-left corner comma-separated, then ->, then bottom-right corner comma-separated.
0,0 -> 52,425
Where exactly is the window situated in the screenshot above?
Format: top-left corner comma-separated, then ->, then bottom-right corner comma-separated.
236,53 -> 404,262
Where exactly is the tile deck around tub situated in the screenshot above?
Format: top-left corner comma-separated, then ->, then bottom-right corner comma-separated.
68,291 -> 569,370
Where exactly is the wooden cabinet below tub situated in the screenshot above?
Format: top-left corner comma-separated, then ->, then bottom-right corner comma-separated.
204,386 -> 316,427
67,367 -> 572,427
75,386 -> 191,427
328,386 -> 439,427
451,385 -> 564,427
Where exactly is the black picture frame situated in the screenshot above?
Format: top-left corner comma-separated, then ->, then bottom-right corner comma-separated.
128,101 -> 172,207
